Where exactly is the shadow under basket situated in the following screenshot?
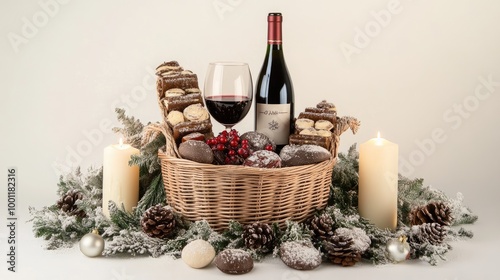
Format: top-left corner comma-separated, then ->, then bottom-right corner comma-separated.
158,124 -> 338,232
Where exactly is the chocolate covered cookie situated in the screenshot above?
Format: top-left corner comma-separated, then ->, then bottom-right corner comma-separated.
280,144 -> 331,167
178,140 -> 214,164
280,241 -> 322,270
243,150 -> 281,168
214,249 -> 253,275
240,131 -> 276,152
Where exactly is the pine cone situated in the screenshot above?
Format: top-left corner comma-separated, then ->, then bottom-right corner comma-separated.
323,235 -> 361,267
57,190 -> 86,218
409,201 -> 453,226
410,223 -> 447,245
308,213 -> 335,243
242,222 -> 274,252
140,205 -> 176,239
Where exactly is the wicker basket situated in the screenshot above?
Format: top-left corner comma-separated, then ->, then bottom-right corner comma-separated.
158,123 -> 338,231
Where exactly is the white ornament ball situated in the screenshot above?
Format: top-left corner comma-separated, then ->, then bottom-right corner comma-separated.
386,236 -> 410,263
79,229 -> 105,257
181,239 -> 216,268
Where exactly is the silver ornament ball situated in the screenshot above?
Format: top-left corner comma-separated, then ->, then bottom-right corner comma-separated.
386,236 -> 410,263
79,229 -> 105,257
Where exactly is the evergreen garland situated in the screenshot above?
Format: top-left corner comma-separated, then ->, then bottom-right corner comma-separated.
29,109 -> 478,266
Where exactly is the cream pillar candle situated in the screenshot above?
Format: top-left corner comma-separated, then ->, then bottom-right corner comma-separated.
358,132 -> 398,230
102,138 -> 140,218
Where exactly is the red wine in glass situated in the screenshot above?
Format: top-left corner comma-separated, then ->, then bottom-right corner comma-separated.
205,95 -> 252,128
204,62 -> 253,130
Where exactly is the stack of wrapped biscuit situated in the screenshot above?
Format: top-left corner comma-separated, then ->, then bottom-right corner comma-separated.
289,100 -> 337,151
156,61 -> 213,145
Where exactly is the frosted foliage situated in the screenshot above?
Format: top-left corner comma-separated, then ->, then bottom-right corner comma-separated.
28,130 -> 477,265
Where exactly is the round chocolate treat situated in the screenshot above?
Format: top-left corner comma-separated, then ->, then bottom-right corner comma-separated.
279,144 -> 331,167
280,241 -> 322,270
214,249 -> 253,275
178,140 -> 214,164
240,131 -> 276,151
243,150 -> 281,168
181,239 -> 216,269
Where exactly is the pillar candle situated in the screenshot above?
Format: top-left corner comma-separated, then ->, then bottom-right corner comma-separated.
358,132 -> 398,230
102,138 -> 139,218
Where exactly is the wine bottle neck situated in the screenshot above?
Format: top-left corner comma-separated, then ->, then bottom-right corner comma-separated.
267,13 -> 283,45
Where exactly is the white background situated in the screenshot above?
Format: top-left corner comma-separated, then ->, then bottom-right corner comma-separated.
1,0 -> 500,279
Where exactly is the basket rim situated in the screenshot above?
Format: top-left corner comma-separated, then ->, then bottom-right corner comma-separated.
158,147 -> 337,174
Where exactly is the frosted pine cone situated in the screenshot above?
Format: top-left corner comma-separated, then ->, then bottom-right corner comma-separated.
410,223 -> 447,245
323,234 -> 361,267
409,201 -> 453,226
308,213 -> 335,244
140,205 -> 176,239
57,190 -> 86,218
242,222 -> 274,252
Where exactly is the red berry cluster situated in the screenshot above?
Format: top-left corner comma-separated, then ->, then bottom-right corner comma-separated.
207,129 -> 251,165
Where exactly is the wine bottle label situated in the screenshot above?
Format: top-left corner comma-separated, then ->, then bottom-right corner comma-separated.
255,103 -> 291,145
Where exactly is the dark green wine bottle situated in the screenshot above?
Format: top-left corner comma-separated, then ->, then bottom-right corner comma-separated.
255,12 -> 295,153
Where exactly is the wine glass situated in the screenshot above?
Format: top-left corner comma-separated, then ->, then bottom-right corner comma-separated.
204,62 -> 253,131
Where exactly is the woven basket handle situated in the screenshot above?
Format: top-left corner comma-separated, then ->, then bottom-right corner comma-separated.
332,115 -> 361,157
148,122 -> 179,158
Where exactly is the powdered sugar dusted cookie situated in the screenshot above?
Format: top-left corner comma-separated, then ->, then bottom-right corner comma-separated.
215,249 -> 253,275
243,150 -> 281,168
166,110 -> 185,127
299,127 -> 317,136
316,129 -> 332,138
316,100 -> 337,113
183,103 -> 209,121
165,88 -> 185,97
279,144 -> 331,167
181,239 -> 215,268
280,241 -> 321,270
315,120 -> 334,131
240,131 -> 276,152
295,118 -> 315,131
179,140 -> 214,164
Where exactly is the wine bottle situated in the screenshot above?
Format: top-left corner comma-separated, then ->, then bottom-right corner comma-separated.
255,12 -> 294,153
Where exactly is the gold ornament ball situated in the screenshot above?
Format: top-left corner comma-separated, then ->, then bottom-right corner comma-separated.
386,236 -> 410,263
79,229 -> 105,257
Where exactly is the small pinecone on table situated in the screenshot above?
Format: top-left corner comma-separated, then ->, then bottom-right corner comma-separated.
242,222 -> 274,252
410,222 -> 447,245
308,213 -> 335,244
140,205 -> 176,239
323,235 -> 361,267
409,201 -> 453,226
56,190 -> 86,218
